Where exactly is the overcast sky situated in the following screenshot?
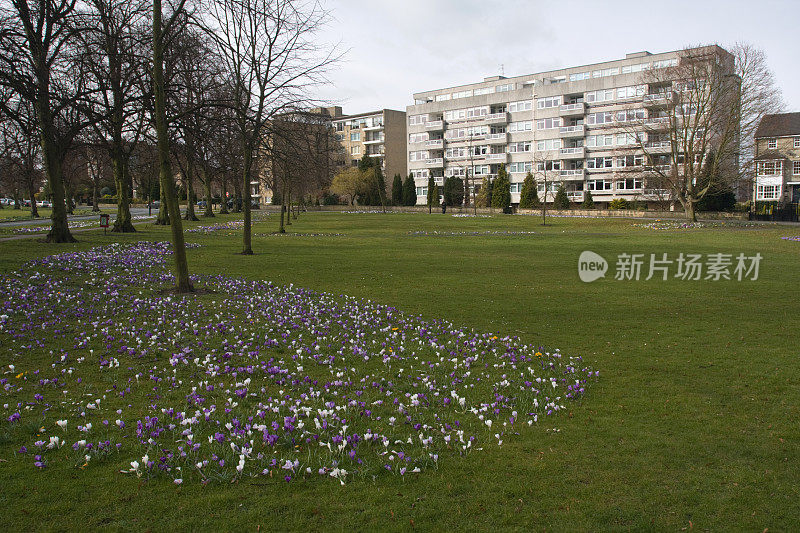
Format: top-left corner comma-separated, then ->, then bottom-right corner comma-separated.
315,0 -> 799,114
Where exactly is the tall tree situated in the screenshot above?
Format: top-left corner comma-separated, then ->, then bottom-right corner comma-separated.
207,0 -> 338,254
634,44 -> 783,221
392,173 -> 403,206
491,164 -> 510,210
0,0 -> 97,242
518,172 -> 539,209
401,173 -> 416,206
152,0 -> 192,291
80,0 -> 150,232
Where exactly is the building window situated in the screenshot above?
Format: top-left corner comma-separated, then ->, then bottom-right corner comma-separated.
535,118 -> 561,130
508,141 -> 531,153
508,100 -> 532,112
767,138 -> 777,149
794,161 -> 800,175
536,139 -> 562,151
616,178 -> 643,190
350,132 -> 360,142
587,179 -> 613,191
756,160 -> 782,175
508,120 -> 533,132
536,96 -> 561,109
795,137 -> 800,148
416,187 -> 428,197
351,146 -> 360,155
757,184 -> 781,200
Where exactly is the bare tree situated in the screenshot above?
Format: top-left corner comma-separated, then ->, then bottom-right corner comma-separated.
205,0 -> 339,254
0,0 -> 99,242
0,95 -> 43,217
152,0 -> 193,291
79,0 -> 151,232
634,44 -> 782,221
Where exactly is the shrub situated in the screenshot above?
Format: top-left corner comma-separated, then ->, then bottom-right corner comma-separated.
581,190 -> 594,209
402,174 -> 417,206
609,198 -> 629,210
491,165 -> 511,210
391,174 -> 403,205
518,173 -> 539,208
553,184 -> 570,210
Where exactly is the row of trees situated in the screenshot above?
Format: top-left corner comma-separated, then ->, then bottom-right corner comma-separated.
0,0 -> 339,291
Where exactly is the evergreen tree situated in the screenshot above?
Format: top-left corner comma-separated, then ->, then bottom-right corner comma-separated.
392,174 -> 403,205
518,172 -> 540,208
402,174 -> 417,206
491,164 -> 511,210
696,150 -> 736,211
476,176 -> 492,207
581,189 -> 595,209
443,176 -> 465,207
358,153 -> 373,172
426,175 -> 435,213
553,184 -> 570,210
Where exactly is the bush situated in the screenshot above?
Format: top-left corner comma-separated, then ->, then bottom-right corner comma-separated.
491,165 -> 511,210
581,190 -> 594,209
518,173 -> 540,209
553,185 -> 570,210
609,198 -> 629,210
322,193 -> 340,205
402,174 -> 417,206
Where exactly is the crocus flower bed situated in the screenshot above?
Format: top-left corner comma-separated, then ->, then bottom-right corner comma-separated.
186,215 -> 270,234
781,236 -> 800,242
0,242 -> 596,485
254,232 -> 346,238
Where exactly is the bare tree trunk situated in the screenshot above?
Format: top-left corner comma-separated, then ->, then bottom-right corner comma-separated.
92,182 -> 100,212
241,147 -> 253,254
27,178 -> 39,218
13,189 -> 20,209
153,0 -> 191,292
65,182 -> 74,215
202,168 -> 214,217
183,167 -> 198,221
112,155 -> 136,232
285,187 -> 291,226
219,177 -> 229,214
156,183 -> 169,224
40,142 -> 75,242
278,182 -> 286,233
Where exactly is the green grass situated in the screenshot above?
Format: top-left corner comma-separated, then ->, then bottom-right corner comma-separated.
1,211 -> 798,531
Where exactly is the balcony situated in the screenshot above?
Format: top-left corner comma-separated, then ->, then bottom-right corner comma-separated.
425,158 -> 444,167
367,152 -> 384,158
560,147 -> 585,158
363,123 -> 384,131
486,133 -> 508,143
567,191 -> 584,202
425,139 -> 444,149
560,169 -> 585,179
486,153 -> 508,162
643,93 -> 671,104
645,141 -> 671,151
445,154 -> 469,161
483,112 -> 508,124
447,133 -> 486,144
646,116 -> 670,126
425,120 -> 444,130
559,102 -> 585,116
560,125 -> 585,137
363,137 -> 384,144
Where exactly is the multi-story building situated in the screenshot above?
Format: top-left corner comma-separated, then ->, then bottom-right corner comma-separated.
753,112 -> 800,205
406,45 -> 735,207
331,109 -> 407,181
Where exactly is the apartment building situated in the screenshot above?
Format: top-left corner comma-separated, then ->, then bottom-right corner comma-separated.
753,112 -> 800,205
406,45 -> 735,206
332,109 -> 407,181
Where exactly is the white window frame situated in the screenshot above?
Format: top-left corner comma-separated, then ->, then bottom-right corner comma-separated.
767,138 -> 777,149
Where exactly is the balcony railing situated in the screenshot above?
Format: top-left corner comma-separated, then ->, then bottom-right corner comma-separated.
363,138 -> 384,144
560,147 -> 585,158
643,93 -> 671,103
425,139 -> 444,148
486,153 -> 507,161
560,125 -> 585,136
486,133 -> 507,143
425,120 -> 444,129
646,141 -> 671,150
363,123 -> 384,130
559,102 -> 585,115
567,191 -> 584,201
646,117 -> 670,125
484,112 -> 508,124
560,169 -> 584,179
424,158 -> 444,166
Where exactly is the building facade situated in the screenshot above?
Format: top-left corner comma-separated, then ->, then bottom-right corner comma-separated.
753,112 -> 800,205
331,109 -> 407,181
406,46 -> 734,207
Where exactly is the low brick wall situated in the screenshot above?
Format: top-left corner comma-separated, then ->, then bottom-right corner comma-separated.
304,204 -> 747,220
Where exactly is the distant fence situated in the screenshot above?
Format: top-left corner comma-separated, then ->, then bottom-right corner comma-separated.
750,203 -> 799,222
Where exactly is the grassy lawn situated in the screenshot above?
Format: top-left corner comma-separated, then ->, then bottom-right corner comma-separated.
0,211 -> 798,531
0,206 -> 113,222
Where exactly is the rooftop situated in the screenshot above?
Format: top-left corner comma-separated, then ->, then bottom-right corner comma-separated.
755,112 -> 800,138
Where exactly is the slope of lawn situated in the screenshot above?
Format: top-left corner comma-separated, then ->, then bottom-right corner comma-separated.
0,210 -> 797,531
